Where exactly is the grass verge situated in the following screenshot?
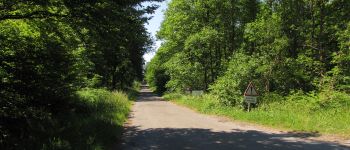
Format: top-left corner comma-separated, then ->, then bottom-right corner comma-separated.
43,89 -> 132,150
126,81 -> 142,101
163,92 -> 350,138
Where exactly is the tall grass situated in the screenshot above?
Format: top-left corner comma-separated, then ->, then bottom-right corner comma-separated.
77,89 -> 131,127
43,89 -> 131,150
164,91 -> 350,138
126,81 -> 142,100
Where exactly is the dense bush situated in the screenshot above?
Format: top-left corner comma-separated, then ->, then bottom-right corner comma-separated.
147,0 -> 350,110
145,53 -> 170,95
0,19 -> 81,150
209,53 -> 258,106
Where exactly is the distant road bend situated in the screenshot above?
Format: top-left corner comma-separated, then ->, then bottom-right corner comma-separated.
118,86 -> 350,150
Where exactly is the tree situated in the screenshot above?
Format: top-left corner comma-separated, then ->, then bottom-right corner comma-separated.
148,0 -> 350,107
0,0 -> 163,149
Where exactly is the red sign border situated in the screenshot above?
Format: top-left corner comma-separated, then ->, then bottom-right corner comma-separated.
244,82 -> 259,96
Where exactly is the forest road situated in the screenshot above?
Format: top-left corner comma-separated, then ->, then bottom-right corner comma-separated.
117,86 -> 350,150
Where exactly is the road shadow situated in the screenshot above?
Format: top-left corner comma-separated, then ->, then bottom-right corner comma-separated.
118,126 -> 349,150
116,86 -> 350,150
136,86 -> 164,102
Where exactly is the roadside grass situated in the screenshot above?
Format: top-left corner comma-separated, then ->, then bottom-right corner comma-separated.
43,89 -> 132,150
126,81 -> 142,101
163,92 -> 350,138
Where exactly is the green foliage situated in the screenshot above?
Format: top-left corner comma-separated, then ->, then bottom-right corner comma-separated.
132,81 -> 142,92
148,0 -> 261,92
0,19 -> 80,149
126,81 -> 142,100
210,53 -> 256,106
0,0 -> 161,149
164,52 -> 202,91
145,53 -> 170,94
332,22 -> 350,92
154,0 -> 350,136
1,88 -> 131,150
54,89 -> 131,150
151,0 -> 350,110
164,93 -> 221,113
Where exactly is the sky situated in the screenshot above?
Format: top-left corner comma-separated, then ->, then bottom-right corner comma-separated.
142,0 -> 169,62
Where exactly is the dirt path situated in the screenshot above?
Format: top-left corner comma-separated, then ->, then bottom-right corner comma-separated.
118,86 -> 350,150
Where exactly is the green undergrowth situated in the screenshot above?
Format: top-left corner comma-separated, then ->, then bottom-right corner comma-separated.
163,91 -> 350,138
44,89 -> 132,150
126,81 -> 142,100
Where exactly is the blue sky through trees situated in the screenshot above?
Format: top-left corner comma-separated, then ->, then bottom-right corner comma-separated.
143,0 -> 169,62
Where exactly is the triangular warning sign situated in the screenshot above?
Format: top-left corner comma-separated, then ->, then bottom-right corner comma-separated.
244,82 -> 259,96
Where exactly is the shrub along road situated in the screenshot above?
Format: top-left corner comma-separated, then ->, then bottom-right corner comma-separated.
118,86 -> 350,150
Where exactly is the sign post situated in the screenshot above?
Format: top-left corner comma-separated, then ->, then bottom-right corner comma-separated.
244,82 -> 259,112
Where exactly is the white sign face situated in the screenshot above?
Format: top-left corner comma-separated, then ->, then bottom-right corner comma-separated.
192,90 -> 204,96
244,82 -> 259,96
244,96 -> 257,104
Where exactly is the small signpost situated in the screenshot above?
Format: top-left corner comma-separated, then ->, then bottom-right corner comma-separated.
244,82 -> 259,112
192,90 -> 204,96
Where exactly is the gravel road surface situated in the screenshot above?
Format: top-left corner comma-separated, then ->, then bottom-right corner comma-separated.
118,86 -> 350,150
